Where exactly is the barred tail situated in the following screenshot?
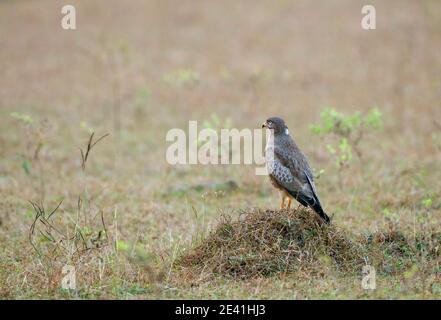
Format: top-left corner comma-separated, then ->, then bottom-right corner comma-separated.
309,200 -> 330,224
295,193 -> 331,224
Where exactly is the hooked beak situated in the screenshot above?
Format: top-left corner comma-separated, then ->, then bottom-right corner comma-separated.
261,121 -> 268,128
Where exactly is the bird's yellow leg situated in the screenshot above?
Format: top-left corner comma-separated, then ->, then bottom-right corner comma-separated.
280,196 -> 285,209
287,198 -> 292,209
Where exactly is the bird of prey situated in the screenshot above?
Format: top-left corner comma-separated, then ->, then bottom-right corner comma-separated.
262,117 -> 330,223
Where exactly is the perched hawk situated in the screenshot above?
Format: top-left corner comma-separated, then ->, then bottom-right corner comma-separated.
262,117 -> 330,223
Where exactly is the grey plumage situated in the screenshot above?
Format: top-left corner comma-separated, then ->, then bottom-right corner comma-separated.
262,117 -> 330,223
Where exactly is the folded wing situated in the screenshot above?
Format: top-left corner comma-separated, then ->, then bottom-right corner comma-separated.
271,147 -> 330,223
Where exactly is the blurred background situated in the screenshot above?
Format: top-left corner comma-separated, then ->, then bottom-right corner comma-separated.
2,1 -> 440,157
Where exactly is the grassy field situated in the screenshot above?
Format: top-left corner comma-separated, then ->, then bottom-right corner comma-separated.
0,0 -> 440,299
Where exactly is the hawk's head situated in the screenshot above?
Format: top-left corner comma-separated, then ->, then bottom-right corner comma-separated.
262,117 -> 289,135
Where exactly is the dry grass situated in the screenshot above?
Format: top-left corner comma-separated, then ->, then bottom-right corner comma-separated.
176,208 -> 439,282
178,208 -> 365,279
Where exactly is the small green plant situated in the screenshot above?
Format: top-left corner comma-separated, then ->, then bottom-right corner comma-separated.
80,121 -> 94,135
311,108 -> 383,168
10,112 -> 34,124
197,113 -> 232,146
10,112 -> 52,197
311,107 -> 382,159
325,137 -> 353,169
421,198 -> 433,209
201,113 -> 232,131
162,68 -> 200,87
382,208 -> 400,223
311,107 -> 382,187
21,158 -> 32,176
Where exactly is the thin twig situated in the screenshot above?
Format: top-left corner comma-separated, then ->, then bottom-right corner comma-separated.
47,199 -> 63,220
100,210 -> 109,241
79,132 -> 109,170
